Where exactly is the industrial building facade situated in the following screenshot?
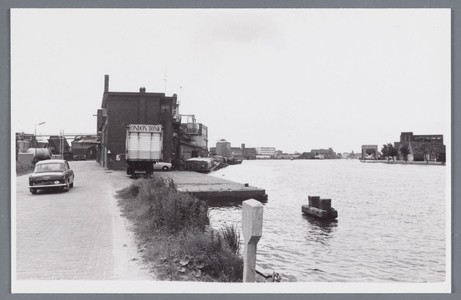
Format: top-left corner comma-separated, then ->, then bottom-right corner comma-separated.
210,141 -> 258,160
97,75 -> 208,170
255,147 -> 276,158
394,132 -> 445,162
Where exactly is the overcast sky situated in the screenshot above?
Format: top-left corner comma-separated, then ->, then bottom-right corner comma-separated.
11,8 -> 451,154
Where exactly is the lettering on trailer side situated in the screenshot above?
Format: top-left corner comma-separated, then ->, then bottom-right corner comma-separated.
128,124 -> 162,133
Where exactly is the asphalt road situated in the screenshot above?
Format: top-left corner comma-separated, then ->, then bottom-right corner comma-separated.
14,160 -> 153,280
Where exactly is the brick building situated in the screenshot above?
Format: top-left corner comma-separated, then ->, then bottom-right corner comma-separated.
97,75 -> 208,170
394,132 -> 445,162
97,75 -> 178,170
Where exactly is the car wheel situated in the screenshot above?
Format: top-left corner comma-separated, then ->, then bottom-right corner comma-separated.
162,166 -> 169,171
30,188 -> 37,194
63,180 -> 70,192
70,180 -> 74,188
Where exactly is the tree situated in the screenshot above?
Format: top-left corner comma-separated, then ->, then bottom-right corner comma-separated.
381,144 -> 389,159
399,143 -> 410,162
421,141 -> 437,163
388,143 -> 398,161
382,143 -> 397,161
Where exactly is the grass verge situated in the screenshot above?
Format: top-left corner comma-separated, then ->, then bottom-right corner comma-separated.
116,177 -> 243,282
16,163 -> 34,176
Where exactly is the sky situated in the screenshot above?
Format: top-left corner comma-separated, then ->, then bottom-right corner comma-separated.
11,8 -> 451,154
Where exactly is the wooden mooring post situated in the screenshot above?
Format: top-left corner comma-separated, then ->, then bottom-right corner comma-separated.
242,199 -> 263,283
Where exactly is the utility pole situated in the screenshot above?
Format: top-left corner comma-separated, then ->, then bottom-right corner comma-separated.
179,86 -> 182,115
34,122 -> 45,162
60,129 -> 65,158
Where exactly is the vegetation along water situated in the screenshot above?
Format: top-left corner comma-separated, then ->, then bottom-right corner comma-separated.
116,177 -> 243,282
208,159 -> 447,282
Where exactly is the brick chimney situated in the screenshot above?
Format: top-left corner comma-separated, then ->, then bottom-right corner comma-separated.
140,87 -> 146,93
104,75 -> 109,92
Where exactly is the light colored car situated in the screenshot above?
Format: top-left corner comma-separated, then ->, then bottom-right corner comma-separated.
28,159 -> 75,194
154,162 -> 172,171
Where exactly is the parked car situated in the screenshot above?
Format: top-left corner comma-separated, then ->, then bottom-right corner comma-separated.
73,154 -> 87,161
154,161 -> 172,171
28,159 -> 75,194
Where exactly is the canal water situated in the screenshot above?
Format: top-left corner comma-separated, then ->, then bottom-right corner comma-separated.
207,159 -> 447,282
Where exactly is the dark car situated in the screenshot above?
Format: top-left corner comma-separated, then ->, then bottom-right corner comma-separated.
28,159 -> 75,194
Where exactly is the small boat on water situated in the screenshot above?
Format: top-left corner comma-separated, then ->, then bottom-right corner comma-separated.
185,157 -> 216,173
227,157 -> 243,165
185,157 -> 229,173
302,196 -> 338,220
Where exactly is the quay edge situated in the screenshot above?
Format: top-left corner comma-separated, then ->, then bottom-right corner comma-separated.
360,160 -> 445,166
154,171 -> 267,202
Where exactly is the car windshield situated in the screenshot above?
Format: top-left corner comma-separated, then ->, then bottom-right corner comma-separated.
35,163 -> 64,173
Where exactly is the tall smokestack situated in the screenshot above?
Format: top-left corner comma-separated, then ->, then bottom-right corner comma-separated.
104,75 -> 109,92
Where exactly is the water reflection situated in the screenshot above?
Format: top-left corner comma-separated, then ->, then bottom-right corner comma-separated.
303,215 -> 338,232
206,198 -> 268,208
302,214 -> 338,246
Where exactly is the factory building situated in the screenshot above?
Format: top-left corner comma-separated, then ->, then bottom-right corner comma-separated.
71,135 -> 99,159
210,142 -> 258,160
215,139 -> 232,157
255,147 -> 276,158
394,132 -> 445,162
361,145 -> 378,160
97,75 -> 207,170
178,122 -> 209,159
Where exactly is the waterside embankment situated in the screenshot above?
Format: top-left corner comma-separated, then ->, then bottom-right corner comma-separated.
360,160 -> 445,166
155,171 -> 267,201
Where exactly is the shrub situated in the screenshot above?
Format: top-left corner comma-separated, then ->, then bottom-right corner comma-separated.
116,177 -> 243,282
149,227 -> 243,282
16,163 -> 35,176
220,224 -> 241,255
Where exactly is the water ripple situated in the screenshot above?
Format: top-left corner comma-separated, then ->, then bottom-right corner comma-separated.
208,160 -> 446,282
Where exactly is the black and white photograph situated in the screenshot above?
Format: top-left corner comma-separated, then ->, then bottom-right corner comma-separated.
10,8 -> 451,294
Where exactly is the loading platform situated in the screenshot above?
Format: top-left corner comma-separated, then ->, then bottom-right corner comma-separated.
155,171 -> 267,201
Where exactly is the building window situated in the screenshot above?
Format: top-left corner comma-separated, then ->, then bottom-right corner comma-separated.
161,104 -> 171,114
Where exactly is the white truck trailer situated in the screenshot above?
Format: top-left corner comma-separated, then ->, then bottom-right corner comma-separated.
125,124 -> 163,176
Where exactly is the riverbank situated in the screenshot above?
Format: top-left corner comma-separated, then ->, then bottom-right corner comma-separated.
116,177 -> 243,282
360,160 -> 445,166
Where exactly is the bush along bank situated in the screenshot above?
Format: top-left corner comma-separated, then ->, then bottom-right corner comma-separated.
16,163 -> 35,176
116,177 -> 243,282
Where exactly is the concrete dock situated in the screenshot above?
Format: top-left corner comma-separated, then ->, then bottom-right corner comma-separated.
155,171 -> 267,201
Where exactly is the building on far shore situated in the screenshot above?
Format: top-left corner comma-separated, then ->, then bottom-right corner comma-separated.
210,142 -> 258,160
297,148 -> 337,159
241,144 -> 257,160
215,139 -> 232,157
255,147 -> 276,158
394,132 -> 445,162
361,145 -> 378,160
